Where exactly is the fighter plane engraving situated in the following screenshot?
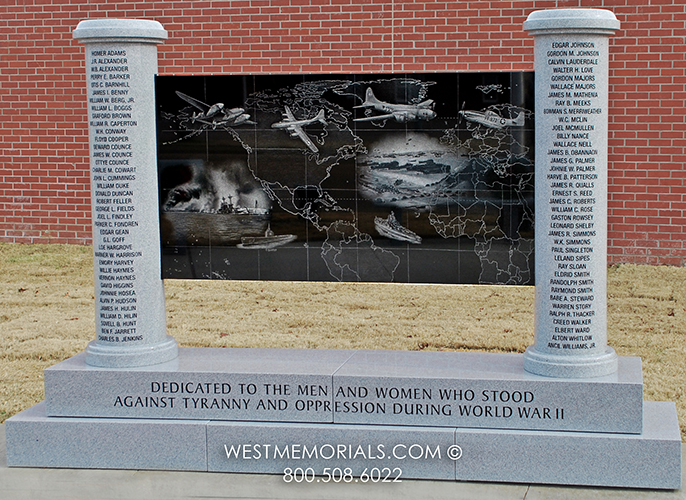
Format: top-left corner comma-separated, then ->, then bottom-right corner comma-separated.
271,106 -> 327,153
459,106 -> 525,129
175,91 -> 254,128
353,87 -> 437,123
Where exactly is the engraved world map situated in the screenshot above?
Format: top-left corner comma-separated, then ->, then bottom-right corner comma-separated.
156,73 -> 534,284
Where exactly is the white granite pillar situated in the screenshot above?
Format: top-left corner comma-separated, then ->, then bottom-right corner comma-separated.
523,9 -> 620,378
74,19 -> 178,367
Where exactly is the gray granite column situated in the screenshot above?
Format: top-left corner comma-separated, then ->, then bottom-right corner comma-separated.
74,19 -> 178,367
523,9 -> 620,378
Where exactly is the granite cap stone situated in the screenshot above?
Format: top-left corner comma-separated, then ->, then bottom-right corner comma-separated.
73,19 -> 168,43
524,8 -> 620,35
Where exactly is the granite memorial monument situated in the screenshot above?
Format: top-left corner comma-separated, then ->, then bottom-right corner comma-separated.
4,11 -> 681,490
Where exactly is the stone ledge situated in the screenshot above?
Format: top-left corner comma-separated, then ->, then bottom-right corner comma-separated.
5,401 -> 681,489
44,347 -> 644,433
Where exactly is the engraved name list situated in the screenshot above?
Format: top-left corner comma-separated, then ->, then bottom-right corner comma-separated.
88,48 -> 142,344
539,39 -> 606,353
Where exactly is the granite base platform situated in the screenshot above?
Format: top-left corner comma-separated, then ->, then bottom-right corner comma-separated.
5,347 -> 681,489
5,401 -> 681,489
44,347 -> 643,433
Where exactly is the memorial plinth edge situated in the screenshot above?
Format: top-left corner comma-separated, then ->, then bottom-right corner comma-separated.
43,347 -> 644,434
5,400 -> 681,489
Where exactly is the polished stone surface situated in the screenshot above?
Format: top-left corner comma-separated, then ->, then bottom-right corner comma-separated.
5,403 -> 208,471
453,401 -> 681,489
524,8 -> 620,378
5,401 -> 680,489
207,421 -> 455,480
74,19 -> 177,368
524,8 -> 621,34
333,350 -> 642,433
46,348 -> 355,423
44,347 -> 643,433
3,421 -> 684,500
73,19 -> 168,42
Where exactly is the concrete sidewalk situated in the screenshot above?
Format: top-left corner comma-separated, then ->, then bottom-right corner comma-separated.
1,425 -> 682,500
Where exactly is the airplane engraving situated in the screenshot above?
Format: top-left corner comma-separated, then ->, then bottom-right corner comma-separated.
354,87 -> 437,123
459,106 -> 525,129
175,91 -> 254,128
271,106 -> 327,153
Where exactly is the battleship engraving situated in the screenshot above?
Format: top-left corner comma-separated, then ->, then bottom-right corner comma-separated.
374,212 -> 422,245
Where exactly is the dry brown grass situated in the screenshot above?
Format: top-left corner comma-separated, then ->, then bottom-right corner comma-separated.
0,243 -> 684,440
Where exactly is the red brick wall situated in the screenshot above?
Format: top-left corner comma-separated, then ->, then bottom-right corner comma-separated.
1,0 -> 684,265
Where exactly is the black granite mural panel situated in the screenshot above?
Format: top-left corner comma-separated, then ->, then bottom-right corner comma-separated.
156,73 -> 534,284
